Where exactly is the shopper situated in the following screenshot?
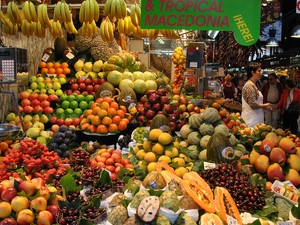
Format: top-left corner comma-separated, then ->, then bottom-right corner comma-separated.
236,79 -> 244,103
261,72 -> 284,128
241,62 -> 272,127
222,74 -> 237,99
276,79 -> 300,135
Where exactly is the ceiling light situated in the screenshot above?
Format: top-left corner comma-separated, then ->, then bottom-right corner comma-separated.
207,30 -> 219,39
291,25 -> 300,38
265,37 -> 279,47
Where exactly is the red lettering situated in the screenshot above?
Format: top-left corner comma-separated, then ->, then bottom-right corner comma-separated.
159,0 -> 167,11
166,0 -> 173,11
186,15 -> 194,26
195,15 -> 206,26
220,16 -> 229,27
186,0 -> 195,11
145,14 -> 158,26
178,15 -> 185,26
157,15 -> 166,25
167,15 -> 177,26
174,0 -> 185,12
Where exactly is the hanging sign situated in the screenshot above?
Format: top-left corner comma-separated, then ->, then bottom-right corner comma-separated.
140,0 -> 261,46
297,0 -> 300,14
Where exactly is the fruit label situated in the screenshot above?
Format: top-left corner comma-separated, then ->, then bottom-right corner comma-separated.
41,54 -> 50,62
226,215 -> 237,225
262,144 -> 272,153
66,52 -> 75,59
222,147 -> 235,160
203,162 -> 216,170
277,222 -> 293,225
99,90 -> 113,98
150,181 -> 157,189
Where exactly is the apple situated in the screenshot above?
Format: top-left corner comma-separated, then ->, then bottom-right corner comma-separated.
20,91 -> 30,100
179,96 -> 189,105
145,109 -> 155,119
66,89 -> 73,95
143,102 -> 152,110
30,196 -> 47,212
157,88 -> 167,96
98,78 -> 105,85
17,209 -> 35,225
178,104 -> 187,113
169,121 -> 177,131
152,103 -> 162,112
146,90 -> 156,98
260,139 -> 275,155
71,83 -> 79,90
73,90 -> 81,95
91,78 -> 99,85
33,105 -> 43,114
40,100 -> 50,108
160,96 -> 170,104
18,180 -> 36,196
49,116 -> 57,124
173,110 -> 181,119
0,218 -> 17,225
43,106 -> 54,114
0,201 -> 12,219
1,187 -> 17,202
139,96 -> 147,103
85,78 -> 92,85
36,210 -> 54,225
168,114 -> 177,122
11,196 -> 29,212
72,118 -> 80,127
79,83 -> 86,91
187,103 -> 195,112
93,84 -> 100,92
38,94 -> 49,102
69,78 -> 76,84
46,205 -> 60,221
137,115 -> 146,125
48,94 -> 58,102
148,93 -> 159,104
162,104 -> 173,114
82,91 -> 89,96
86,85 -> 94,93
110,173 -> 118,180
57,118 -> 65,126
28,93 -> 39,101
64,118 -> 73,127
176,119 -> 186,130
21,99 -> 31,107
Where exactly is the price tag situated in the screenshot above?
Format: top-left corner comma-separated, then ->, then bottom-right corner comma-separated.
41,54 -> 50,62
226,215 -> 237,225
277,222 -> 293,225
203,162 -> 216,170
66,52 -> 75,59
189,62 -> 198,68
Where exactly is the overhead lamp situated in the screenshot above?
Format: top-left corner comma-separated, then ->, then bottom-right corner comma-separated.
266,29 -> 279,47
291,25 -> 300,38
207,30 -> 219,39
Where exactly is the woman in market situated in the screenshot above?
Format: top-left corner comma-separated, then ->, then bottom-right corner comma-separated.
222,74 -> 237,99
276,79 -> 300,135
241,62 -> 272,127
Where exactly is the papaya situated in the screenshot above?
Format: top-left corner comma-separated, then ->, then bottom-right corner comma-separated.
180,179 -> 215,213
200,213 -> 224,225
182,171 -> 213,199
160,170 -> 181,184
214,187 -> 242,225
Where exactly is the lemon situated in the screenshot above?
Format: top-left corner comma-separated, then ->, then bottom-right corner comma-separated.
144,152 -> 157,163
171,147 -> 179,158
152,143 -> 164,155
158,132 -> 172,145
143,140 -> 152,152
172,157 -> 185,167
158,155 -> 171,164
175,167 -> 189,178
147,162 -> 157,172
149,129 -> 163,141
136,150 -> 146,160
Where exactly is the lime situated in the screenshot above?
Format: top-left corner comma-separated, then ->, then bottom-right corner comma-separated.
67,94 -> 76,102
74,108 -> 83,117
65,108 -> 74,115
56,107 -> 65,116
79,101 -> 89,110
85,94 -> 94,103
61,100 -> 70,109
69,101 -> 79,110
76,94 -> 85,102
60,94 -> 68,102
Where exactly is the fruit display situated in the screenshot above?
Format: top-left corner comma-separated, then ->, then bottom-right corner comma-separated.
132,127 -> 149,143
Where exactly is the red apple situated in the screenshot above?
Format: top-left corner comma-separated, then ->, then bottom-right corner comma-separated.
21,99 -> 31,107
99,78 -> 105,85
64,118 -> 73,127
169,121 -> 177,131
40,100 -> 50,108
57,118 -> 65,126
187,103 -> 195,112
33,105 -> 43,114
48,94 -> 58,102
1,187 -> 17,202
139,96 -> 147,103
146,90 -> 156,98
93,84 -> 100,92
137,115 -> 146,125
86,85 -> 94,93
0,218 -> 17,225
29,93 -> 39,101
260,139 -> 275,155
157,88 -> 167,96
49,116 -> 57,124
143,102 -> 152,110
168,114 -> 177,122
145,109 -> 155,119
148,93 -> 159,104
18,180 -> 36,196
179,97 -> 189,105
79,83 -> 86,91
152,103 -> 162,112
82,91 -> 89,96
72,118 -> 80,127
38,94 -> 49,102
71,83 -> 79,90
91,78 -> 99,85
160,96 -> 170,104
23,106 -> 33,114
85,78 -> 92,85
69,78 -> 76,84
43,106 -> 54,114
77,78 -> 85,84
162,104 -> 173,114
46,205 -> 60,221
73,90 -> 81,95
66,89 -> 73,95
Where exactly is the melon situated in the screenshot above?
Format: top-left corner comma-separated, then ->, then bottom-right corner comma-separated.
107,70 -> 122,87
145,80 -> 158,91
144,71 -> 156,80
134,79 -> 147,94
122,69 -> 134,81
133,71 -> 145,81
119,79 -> 134,91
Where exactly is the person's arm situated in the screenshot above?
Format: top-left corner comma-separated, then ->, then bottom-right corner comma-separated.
242,84 -> 270,110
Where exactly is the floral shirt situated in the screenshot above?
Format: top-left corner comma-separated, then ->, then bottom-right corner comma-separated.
242,80 -> 260,109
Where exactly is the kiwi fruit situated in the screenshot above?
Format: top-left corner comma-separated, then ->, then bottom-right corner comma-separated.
86,145 -> 95,154
93,141 -> 101,149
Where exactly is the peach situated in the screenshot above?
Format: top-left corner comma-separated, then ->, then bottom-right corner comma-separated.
265,132 -> 279,146
267,163 -> 285,182
287,154 -> 300,171
254,155 -> 270,174
260,139 -> 275,155
296,147 -> 300,158
1,187 -> 17,202
285,169 -> 300,187
30,196 -> 47,212
0,201 -> 12,218
46,186 -> 58,194
269,147 -> 287,166
279,137 -> 296,154
0,218 -> 17,225
111,153 -> 121,163
38,186 -> 51,201
18,180 -> 36,196
17,209 -> 35,225
30,178 -> 46,189
46,205 -> 60,221
36,210 -> 54,225
11,196 -> 29,212
49,195 -> 63,206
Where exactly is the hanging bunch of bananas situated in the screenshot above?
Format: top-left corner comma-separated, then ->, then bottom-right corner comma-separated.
117,16 -> 133,35
132,26 -> 148,38
80,20 -> 97,37
6,1 -> 22,25
79,0 -> 99,23
53,0 -> 72,23
21,20 -> 33,36
64,20 -> 78,34
104,0 -> 127,20
37,3 -> 52,28
2,18 -> 18,35
160,29 -> 180,39
172,46 -> 186,65
99,18 -> 114,42
130,3 -> 141,27
49,19 -> 63,38
22,0 -> 38,23
0,11 -> 11,27
148,29 -> 159,40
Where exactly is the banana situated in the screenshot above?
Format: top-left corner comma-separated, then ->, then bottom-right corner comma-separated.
104,0 -> 112,17
81,21 -> 87,36
36,21 -> 41,37
28,1 -> 38,22
91,20 -> 97,36
53,1 -> 62,22
41,4 -> 52,29
123,16 -> 132,35
119,0 -> 126,19
99,20 -> 107,42
7,2 -> 16,24
22,1 -> 31,22
64,2 -> 71,23
135,4 -> 141,26
64,22 -> 71,33
87,0 -> 94,23
104,20 -> 110,41
0,11 -> 10,26
130,4 -> 136,27
107,19 -> 114,42
21,20 -> 27,36
30,22 -> 36,36
37,4 -> 45,27
117,18 -> 124,34
69,20 -> 78,34
87,23 -> 92,37
110,0 -> 116,20
79,0 -> 85,23
115,0 -> 122,19
84,0 -> 89,23
60,1 -> 67,22
92,0 -> 99,22
11,1 -> 22,24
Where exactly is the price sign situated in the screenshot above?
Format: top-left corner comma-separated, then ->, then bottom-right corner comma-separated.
277,222 -> 293,225
204,162 -> 216,170
226,215 -> 238,225
297,0 -> 300,14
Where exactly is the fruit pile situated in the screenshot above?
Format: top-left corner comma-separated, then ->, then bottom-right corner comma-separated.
132,127 -> 149,143
245,133 -> 300,187
28,75 -> 66,96
66,76 -> 105,96
79,96 -> 132,134
171,47 -> 186,93
74,59 -> 104,78
0,138 -> 69,181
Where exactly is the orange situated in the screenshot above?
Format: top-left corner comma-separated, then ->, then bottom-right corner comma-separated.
100,102 -> 110,110
102,116 -> 112,126
48,68 -> 56,74
96,125 -> 108,134
119,105 -> 127,113
107,107 -> 117,117
219,108 -> 227,117
97,108 -> 107,118
212,102 -> 220,109
61,62 -> 69,68
95,98 -> 103,103
125,113 -> 132,121
116,109 -> 125,118
53,62 -> 61,69
87,114 -> 95,123
91,116 -> 101,126
118,120 -> 127,131
46,62 -> 54,68
110,102 -> 119,111
80,118 -> 87,124
92,107 -> 99,115
56,68 -> 63,75
121,118 -> 129,125
108,124 -> 118,133
0,142 -> 8,151
103,97 -> 113,104
80,123 -> 89,130
91,102 -> 99,110
58,74 -> 66,78
87,124 -> 96,133
41,68 -> 48,74
39,61 -> 47,68
85,109 -> 93,116
112,115 -> 121,125
63,67 -> 71,75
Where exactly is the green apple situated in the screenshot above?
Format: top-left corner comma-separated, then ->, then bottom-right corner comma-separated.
26,89 -> 33,94
38,83 -> 46,89
30,82 -> 38,90
46,83 -> 53,90
55,108 -> 64,116
47,89 -> 55,95
58,77 -> 67,85
53,82 -> 61,90
30,76 -> 37,83
40,88 -> 47,94
36,77 -> 44,83
55,89 -> 63,96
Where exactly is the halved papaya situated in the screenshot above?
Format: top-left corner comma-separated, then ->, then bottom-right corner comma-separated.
180,179 -> 215,213
214,187 -> 242,225
160,170 -> 182,184
183,171 -> 214,199
200,213 -> 224,225
156,161 -> 175,174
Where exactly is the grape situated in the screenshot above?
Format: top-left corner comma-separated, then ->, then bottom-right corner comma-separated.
133,127 -> 149,143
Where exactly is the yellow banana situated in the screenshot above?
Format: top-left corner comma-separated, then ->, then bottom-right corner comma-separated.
7,2 -> 16,24
21,20 -> 27,36
117,18 -> 124,34
53,1 -> 62,21
79,0 -> 86,23
92,0 -> 99,22
81,21 -> 87,36
108,19 -> 114,42
69,20 -> 78,34
110,0 -> 116,19
104,20 -> 110,42
42,4 -> 52,29
130,4 -> 137,27
87,23 -> 92,37
88,0 -> 94,23
60,1 -> 67,22
91,20 -> 97,36
135,4 -> 141,26
0,11 -> 10,26
56,21 -> 63,38
22,1 -> 31,22
11,1 -> 22,24
99,20 -> 107,42
36,21 -> 42,38
50,20 -> 57,38
30,22 -> 36,36
104,0 -> 112,17
64,2 -> 71,23
37,4 -> 45,27
84,0 -> 89,23
28,1 -> 38,22
64,22 -> 71,34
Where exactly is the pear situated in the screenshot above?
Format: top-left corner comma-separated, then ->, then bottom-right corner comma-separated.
287,154 -> 300,171
285,168 -> 300,187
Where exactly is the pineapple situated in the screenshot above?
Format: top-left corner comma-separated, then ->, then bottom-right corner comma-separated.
156,214 -> 171,225
159,190 -> 180,212
130,190 -> 150,208
123,215 -> 142,225
109,193 -> 128,208
168,179 -> 184,196
107,204 -> 128,225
